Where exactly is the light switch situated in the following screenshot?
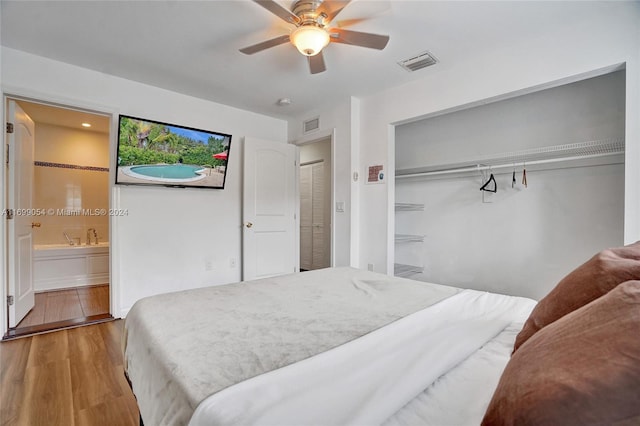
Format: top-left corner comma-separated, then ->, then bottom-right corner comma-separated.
336,201 -> 345,212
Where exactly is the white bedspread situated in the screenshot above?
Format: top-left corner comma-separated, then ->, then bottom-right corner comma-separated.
189,289 -> 536,426
124,267 -> 460,426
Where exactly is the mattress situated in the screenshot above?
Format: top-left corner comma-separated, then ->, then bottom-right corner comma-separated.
122,267 -> 535,425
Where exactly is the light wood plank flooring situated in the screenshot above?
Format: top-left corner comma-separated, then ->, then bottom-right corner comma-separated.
0,320 -> 139,426
17,285 -> 110,328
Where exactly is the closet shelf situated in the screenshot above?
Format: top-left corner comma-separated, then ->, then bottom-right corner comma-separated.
395,234 -> 425,243
395,202 -> 425,211
394,263 -> 424,277
396,138 -> 625,179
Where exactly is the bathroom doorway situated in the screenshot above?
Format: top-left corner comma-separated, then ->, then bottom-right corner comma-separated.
4,98 -> 112,339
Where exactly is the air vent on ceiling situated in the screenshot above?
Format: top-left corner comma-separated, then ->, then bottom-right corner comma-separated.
398,51 -> 438,72
303,116 -> 320,134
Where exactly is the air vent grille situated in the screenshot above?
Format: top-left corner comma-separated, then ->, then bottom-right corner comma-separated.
303,117 -> 320,134
398,51 -> 438,72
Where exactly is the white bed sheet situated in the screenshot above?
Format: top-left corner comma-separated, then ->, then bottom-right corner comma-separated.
384,321 -> 527,426
189,290 -> 536,426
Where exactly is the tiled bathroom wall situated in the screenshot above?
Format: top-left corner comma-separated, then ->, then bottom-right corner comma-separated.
32,122 -> 110,246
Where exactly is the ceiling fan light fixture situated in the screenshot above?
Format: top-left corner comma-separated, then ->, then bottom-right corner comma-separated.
290,25 -> 329,56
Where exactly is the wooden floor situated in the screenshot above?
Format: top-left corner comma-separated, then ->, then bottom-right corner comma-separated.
17,285 -> 110,328
0,320 -> 139,426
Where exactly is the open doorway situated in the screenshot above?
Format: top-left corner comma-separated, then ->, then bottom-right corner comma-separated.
299,137 -> 332,271
4,98 -> 112,339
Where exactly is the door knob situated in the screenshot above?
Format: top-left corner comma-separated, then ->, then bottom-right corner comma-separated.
31,222 -> 41,228
245,222 -> 253,228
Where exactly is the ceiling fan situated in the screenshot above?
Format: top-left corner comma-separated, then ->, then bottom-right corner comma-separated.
240,0 -> 390,74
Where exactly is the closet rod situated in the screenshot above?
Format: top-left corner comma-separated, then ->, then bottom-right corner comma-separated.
396,152 -> 621,179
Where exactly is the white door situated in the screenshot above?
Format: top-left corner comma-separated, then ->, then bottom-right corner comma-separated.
300,161 -> 326,270
243,137 -> 297,280
7,100 -> 36,327
299,164 -> 313,270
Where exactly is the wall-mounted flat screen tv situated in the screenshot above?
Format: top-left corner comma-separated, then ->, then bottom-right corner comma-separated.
115,115 -> 232,189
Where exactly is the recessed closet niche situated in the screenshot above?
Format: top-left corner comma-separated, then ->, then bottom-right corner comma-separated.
394,70 -> 625,300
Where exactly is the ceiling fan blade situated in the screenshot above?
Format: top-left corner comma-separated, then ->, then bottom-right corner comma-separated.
239,34 -> 291,55
329,28 -> 389,50
253,0 -> 301,25
308,51 -> 327,74
333,18 -> 368,28
316,0 -> 351,24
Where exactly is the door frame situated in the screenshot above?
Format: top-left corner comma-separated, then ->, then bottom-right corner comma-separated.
1,88 -> 119,335
293,129 -> 335,268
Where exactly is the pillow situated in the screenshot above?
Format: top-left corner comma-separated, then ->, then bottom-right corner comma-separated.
482,280 -> 640,426
513,241 -> 640,352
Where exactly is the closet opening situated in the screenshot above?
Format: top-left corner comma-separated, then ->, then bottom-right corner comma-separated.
393,69 -> 626,300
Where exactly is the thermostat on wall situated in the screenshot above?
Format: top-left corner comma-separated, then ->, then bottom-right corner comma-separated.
366,165 -> 385,184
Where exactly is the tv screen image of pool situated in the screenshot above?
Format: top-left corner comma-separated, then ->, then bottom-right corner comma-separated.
115,115 -> 232,189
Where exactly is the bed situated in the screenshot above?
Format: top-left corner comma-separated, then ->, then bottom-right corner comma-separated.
123,245 -> 640,426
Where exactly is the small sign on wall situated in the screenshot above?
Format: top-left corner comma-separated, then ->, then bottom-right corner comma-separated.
367,164 -> 385,184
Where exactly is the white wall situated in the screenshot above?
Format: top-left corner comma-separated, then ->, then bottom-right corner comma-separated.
396,165 -> 624,300
34,122 -> 110,167
396,71 -> 626,170
358,3 -> 640,279
32,122 -> 110,246
1,47 -> 287,318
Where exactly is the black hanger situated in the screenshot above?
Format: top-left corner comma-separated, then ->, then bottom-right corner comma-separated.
480,173 -> 497,193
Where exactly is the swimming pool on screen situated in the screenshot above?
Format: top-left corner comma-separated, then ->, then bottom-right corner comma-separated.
122,164 -> 207,183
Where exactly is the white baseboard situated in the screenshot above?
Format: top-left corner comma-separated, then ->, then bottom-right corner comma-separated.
34,273 -> 110,292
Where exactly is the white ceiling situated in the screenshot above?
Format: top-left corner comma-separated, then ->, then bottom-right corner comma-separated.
16,99 -> 111,134
0,1 -> 615,120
